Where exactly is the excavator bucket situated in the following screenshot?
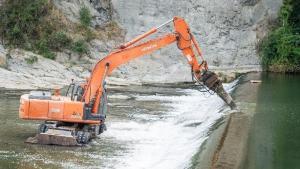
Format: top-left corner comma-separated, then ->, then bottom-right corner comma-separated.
200,71 -> 237,109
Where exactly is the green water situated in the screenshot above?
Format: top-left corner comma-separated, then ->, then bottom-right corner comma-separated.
246,73 -> 300,169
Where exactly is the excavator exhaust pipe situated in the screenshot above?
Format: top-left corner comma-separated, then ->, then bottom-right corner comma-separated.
200,71 -> 237,109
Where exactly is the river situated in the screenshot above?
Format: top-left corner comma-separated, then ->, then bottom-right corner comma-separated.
0,82 -> 236,169
245,73 -> 300,169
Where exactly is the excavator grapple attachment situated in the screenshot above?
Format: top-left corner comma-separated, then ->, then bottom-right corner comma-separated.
200,71 -> 237,109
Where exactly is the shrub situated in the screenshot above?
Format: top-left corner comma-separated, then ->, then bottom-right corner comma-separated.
43,51 -> 56,60
36,39 -> 56,60
0,0 -> 49,46
260,0 -> 300,72
25,55 -> 38,64
262,27 -> 300,64
0,1 -> 96,62
79,7 -> 92,27
48,32 -> 71,50
72,40 -> 89,56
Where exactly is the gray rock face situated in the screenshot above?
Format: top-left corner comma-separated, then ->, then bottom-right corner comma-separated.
241,0 -> 261,6
53,0 -> 113,27
0,44 -> 7,68
111,0 -> 282,82
0,49 -> 79,89
0,45 -> 7,68
0,0 -> 283,89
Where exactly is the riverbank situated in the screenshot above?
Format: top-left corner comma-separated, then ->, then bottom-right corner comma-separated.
193,72 -> 261,169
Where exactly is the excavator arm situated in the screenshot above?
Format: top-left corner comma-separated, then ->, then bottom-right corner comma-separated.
83,17 -> 211,114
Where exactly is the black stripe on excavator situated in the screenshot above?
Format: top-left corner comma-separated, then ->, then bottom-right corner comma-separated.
83,89 -> 108,121
83,105 -> 106,121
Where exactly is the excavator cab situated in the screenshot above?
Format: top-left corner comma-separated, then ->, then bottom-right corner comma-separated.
20,80 -> 108,145
65,80 -> 84,101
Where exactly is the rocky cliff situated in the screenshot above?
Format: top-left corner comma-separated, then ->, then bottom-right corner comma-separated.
0,0 -> 282,89
111,0 -> 282,82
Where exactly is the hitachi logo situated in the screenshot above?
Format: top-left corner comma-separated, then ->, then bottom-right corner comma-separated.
71,112 -> 81,119
141,44 -> 157,52
50,108 -> 61,113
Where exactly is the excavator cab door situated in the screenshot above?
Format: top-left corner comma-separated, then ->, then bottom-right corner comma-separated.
66,83 -> 84,101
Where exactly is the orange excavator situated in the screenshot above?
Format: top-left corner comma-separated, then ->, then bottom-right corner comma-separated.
19,17 -> 236,146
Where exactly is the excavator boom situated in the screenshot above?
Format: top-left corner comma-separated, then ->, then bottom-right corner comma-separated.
82,17 -> 206,114
19,16 -> 235,146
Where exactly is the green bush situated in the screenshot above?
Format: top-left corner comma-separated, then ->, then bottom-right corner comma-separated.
79,7 -> 92,27
0,0 -> 95,62
72,40 -> 89,56
286,0 -> 300,28
260,0 -> 300,72
25,55 -> 38,64
48,32 -> 71,50
0,0 -> 49,46
36,39 -> 56,60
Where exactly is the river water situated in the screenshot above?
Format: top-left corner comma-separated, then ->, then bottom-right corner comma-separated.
0,82 -> 236,169
245,73 -> 300,169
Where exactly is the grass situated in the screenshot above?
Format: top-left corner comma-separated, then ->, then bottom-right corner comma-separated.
72,40 -> 89,56
79,7 -> 92,28
25,55 -> 38,64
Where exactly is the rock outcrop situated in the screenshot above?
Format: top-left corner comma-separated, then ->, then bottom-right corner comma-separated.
0,44 -> 7,68
111,0 -> 282,82
53,0 -> 114,27
0,49 -> 79,89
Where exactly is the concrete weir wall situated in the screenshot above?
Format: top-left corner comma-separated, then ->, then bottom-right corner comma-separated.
192,73 -> 261,169
111,0 -> 282,82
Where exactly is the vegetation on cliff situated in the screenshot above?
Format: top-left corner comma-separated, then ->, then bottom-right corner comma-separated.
0,0 -> 121,62
261,0 -> 300,72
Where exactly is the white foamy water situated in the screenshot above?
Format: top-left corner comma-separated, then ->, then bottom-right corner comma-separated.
102,81 -> 237,169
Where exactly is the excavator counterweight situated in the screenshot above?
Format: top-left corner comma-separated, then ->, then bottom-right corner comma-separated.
19,17 -> 236,146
